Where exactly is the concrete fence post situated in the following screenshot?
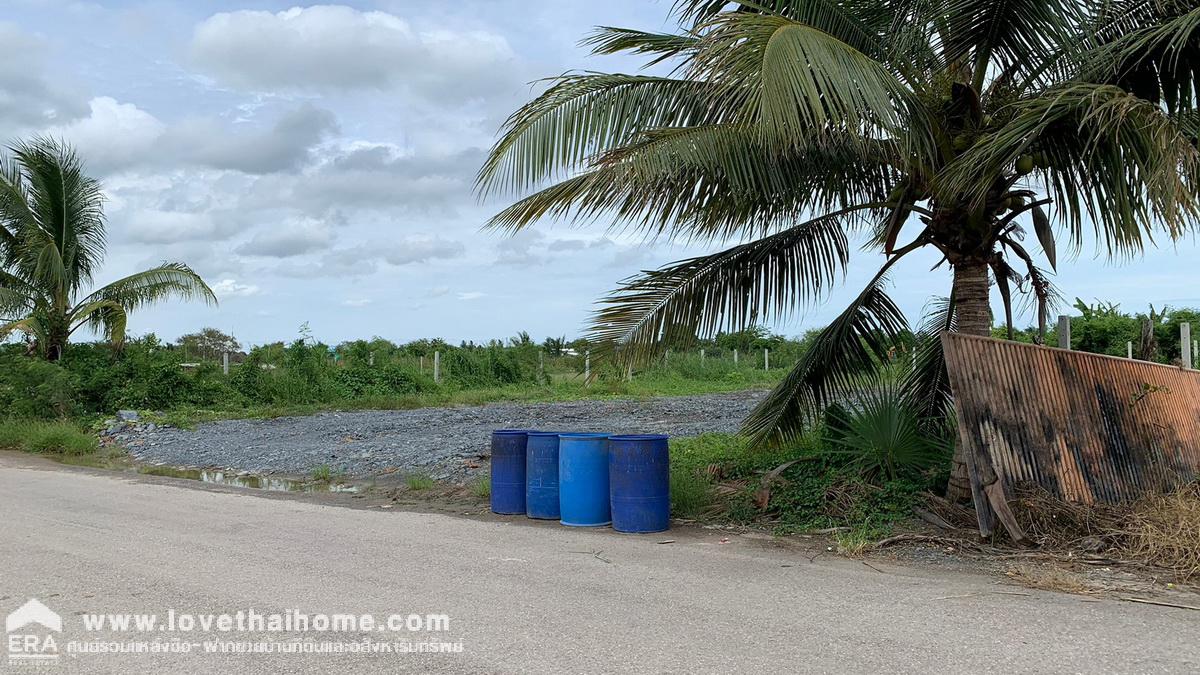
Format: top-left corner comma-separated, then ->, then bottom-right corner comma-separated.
700,349 -> 705,363
1057,315 -> 1071,350
1183,323 -> 1193,369
369,352 -> 375,367
585,350 -> 591,380
222,352 -> 230,376
764,348 -> 770,371
434,351 -> 441,384
733,349 -> 739,365
1127,341 -> 1133,359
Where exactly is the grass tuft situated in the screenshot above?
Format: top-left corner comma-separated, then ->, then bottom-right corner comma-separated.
0,419 -> 98,456
405,474 -> 435,491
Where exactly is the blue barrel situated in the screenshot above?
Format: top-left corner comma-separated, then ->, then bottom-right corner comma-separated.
490,430 -> 530,514
558,433 -> 611,527
609,434 -> 670,533
525,432 -> 561,520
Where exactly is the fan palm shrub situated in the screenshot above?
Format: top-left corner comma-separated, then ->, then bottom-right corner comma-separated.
480,0 -> 1200,495
0,138 -> 216,360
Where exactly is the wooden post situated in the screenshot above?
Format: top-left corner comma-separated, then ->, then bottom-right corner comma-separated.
222,352 -> 230,375
733,349 -> 738,365
1183,323 -> 1193,369
764,348 -> 770,370
584,350 -> 591,380
1127,341 -> 1133,359
1057,315 -> 1071,350
433,351 -> 441,383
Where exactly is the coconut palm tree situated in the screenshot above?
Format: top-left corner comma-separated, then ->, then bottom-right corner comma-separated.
0,138 -> 216,361
479,0 -> 1200,496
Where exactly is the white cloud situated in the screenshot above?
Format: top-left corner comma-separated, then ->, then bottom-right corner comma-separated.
341,298 -> 372,307
0,22 -> 89,131
457,291 -> 485,301
120,209 -> 237,244
163,104 -> 338,175
49,99 -> 337,177
379,237 -> 465,265
49,97 -> 165,175
212,279 -> 262,298
189,6 -> 518,103
236,219 -> 334,258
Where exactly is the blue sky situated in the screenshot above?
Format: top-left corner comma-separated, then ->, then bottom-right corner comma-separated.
2,1 -> 1196,347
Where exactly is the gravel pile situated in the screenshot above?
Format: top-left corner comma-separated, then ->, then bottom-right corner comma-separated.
124,391 -> 766,482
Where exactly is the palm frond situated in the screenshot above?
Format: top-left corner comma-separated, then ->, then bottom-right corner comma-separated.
1080,2 -> 1200,113
942,0 -> 1078,89
689,12 -> 918,147
78,263 -> 218,313
10,136 -> 106,294
741,267 -> 911,447
487,124 -> 896,241
942,83 -> 1200,255
582,27 -> 701,67
589,207 -> 864,365
477,74 -> 735,197
900,295 -> 957,422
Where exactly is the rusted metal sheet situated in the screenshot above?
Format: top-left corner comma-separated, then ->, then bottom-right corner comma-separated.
942,332 -> 1200,505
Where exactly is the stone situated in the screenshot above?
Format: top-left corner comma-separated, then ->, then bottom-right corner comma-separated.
116,410 -> 140,422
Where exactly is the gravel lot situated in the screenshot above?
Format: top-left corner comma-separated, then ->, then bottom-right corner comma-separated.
124,391 -> 765,481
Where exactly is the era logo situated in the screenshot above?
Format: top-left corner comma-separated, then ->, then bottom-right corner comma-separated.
6,599 -> 61,664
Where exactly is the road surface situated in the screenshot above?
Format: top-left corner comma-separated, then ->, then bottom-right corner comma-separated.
1,455 -> 1196,674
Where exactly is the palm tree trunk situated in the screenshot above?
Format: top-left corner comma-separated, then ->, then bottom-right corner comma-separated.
946,260 -> 991,501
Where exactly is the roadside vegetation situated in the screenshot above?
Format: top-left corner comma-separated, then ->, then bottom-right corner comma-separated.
0,325 -> 808,426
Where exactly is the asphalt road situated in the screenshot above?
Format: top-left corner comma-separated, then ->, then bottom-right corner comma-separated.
1,456 -> 1196,674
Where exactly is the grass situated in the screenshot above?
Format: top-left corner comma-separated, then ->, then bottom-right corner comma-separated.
405,474 -> 435,491
310,464 -> 338,483
470,477 -> 491,500
666,432 -> 933,541
0,419 -> 99,456
1014,481 -> 1200,582
154,367 -> 785,426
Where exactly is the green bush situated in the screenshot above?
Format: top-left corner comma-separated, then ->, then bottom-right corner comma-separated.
823,385 -> 953,481
0,355 -> 76,418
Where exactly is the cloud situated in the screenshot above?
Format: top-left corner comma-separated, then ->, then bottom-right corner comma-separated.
120,208 -> 240,244
48,97 -> 165,175
236,220 -> 334,258
189,6 -> 518,103
378,237 -> 465,265
50,99 -> 336,176
341,298 -> 372,307
275,236 -> 464,278
495,230 -> 546,267
243,144 -> 483,215
212,279 -> 262,298
0,22 -> 89,131
457,291 -> 485,301
164,104 -> 338,175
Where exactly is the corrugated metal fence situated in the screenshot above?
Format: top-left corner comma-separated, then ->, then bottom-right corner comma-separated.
943,333 -> 1200,509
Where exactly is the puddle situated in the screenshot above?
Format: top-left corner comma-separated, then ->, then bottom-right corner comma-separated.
138,466 -> 359,493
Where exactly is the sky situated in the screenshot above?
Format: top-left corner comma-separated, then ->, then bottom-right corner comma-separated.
2,0 -> 1198,348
